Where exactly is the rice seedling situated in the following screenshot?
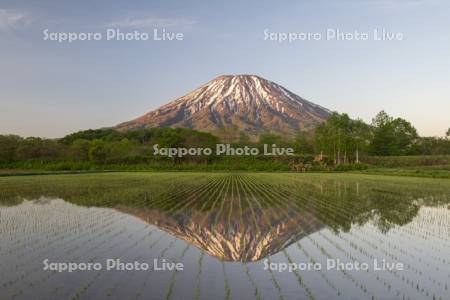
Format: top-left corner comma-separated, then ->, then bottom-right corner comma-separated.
0,172 -> 449,299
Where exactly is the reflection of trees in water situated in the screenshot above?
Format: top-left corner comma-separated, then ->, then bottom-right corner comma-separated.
278,175 -> 449,234
0,173 -> 449,261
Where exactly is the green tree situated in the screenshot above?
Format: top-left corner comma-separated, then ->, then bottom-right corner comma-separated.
351,119 -> 372,163
0,135 -> 22,163
109,139 -> 136,161
68,139 -> 90,161
61,129 -> 123,144
315,113 -> 372,164
258,133 -> 287,149
293,131 -> 314,154
369,111 -> 418,156
315,113 -> 352,164
15,137 -> 61,161
88,140 -> 109,163
154,129 -> 184,148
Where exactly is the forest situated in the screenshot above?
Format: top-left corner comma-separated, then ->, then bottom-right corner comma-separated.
0,111 -> 449,172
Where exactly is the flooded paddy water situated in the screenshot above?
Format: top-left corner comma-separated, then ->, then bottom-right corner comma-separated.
0,172 -> 449,300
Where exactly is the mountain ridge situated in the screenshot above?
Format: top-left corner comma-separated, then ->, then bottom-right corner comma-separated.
116,75 -> 332,136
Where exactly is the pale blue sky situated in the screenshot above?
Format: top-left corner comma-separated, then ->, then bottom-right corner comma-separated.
0,0 -> 449,137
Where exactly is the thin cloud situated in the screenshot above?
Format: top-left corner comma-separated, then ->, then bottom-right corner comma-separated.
0,9 -> 32,30
106,16 -> 197,29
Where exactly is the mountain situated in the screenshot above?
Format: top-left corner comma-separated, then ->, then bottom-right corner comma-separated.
116,75 -> 331,136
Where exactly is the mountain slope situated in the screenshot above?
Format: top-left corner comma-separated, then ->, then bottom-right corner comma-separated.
116,75 -> 331,136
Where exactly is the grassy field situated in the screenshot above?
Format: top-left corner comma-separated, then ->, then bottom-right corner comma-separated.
354,165 -> 450,179
361,155 -> 450,167
1,154 -> 450,179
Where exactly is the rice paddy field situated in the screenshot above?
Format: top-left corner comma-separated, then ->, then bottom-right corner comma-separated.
0,172 -> 449,300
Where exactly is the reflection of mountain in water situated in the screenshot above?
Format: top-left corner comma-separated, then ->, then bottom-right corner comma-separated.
1,173 -> 449,262
118,204 -> 324,262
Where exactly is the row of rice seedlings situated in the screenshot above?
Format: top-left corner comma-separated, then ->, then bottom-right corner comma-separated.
209,175 -> 233,230
264,180 -> 386,298
243,263 -> 262,300
278,175 -> 400,221
146,174 -> 225,213
212,176 -> 234,229
254,178 -> 374,299
194,252 -> 204,300
238,175 -> 317,298
111,177 -> 228,299
280,180 -> 428,298
7,216 -> 153,299
133,237 -> 179,299
227,175 -> 248,233
265,258 -> 287,300
396,218 -> 450,250
74,231 -> 184,300
225,175 -> 280,299
230,175 -> 246,252
276,175 -> 448,298
166,175 -> 229,218
0,191 -> 156,286
410,205 -> 450,228
255,175 -> 396,299
390,223 -> 450,266
242,177 -> 290,224
0,173 -> 195,258
68,228 -> 165,300
67,227 -> 169,300
196,175 -> 233,227
2,210 -> 133,298
164,245 -> 191,300
308,175 -> 448,226
0,205 -> 126,290
2,172 -> 448,298
221,262 -> 232,300
294,239 -> 340,296
316,232 -> 411,297
204,174 -> 281,299
0,200 -> 114,265
302,236 -> 376,299
224,175 -> 274,298
0,198 -> 119,254
278,174 -> 398,233
233,174 -> 267,241
240,174 -> 292,222
352,223 -> 447,278
351,220 -> 450,292
317,230 -> 397,291
72,171 -> 442,300
1,175 -> 211,294
100,231 -> 165,298
290,177 -> 448,292
336,227 -> 445,299
0,173 -> 206,290
93,177 -> 232,298
345,226 -> 448,299
282,250 -> 315,300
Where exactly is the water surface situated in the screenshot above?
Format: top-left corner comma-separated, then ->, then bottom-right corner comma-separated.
0,173 -> 449,300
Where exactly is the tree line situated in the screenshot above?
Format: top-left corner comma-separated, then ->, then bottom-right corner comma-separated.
312,110 -> 450,164
0,111 -> 449,167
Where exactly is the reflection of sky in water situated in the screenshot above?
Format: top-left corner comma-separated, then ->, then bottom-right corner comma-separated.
0,173 -> 449,300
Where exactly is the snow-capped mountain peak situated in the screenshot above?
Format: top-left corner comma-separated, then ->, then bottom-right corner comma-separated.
117,75 -> 331,136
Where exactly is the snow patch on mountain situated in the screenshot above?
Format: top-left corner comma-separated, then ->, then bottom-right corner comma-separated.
117,75 -> 332,136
